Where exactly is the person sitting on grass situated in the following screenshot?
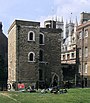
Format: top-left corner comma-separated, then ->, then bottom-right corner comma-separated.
59,88 -> 67,94
29,85 -> 36,93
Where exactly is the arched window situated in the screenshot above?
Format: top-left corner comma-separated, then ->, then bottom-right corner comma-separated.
28,31 -> 35,41
39,33 -> 44,44
28,52 -> 35,62
39,50 -> 44,61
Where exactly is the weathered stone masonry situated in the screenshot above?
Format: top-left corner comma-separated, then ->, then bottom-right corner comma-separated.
8,20 -> 62,90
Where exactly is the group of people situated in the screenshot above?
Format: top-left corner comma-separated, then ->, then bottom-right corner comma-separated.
11,80 -> 69,94
50,86 -> 67,94
40,86 -> 67,94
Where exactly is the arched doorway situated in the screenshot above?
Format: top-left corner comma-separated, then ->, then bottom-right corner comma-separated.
52,73 -> 59,87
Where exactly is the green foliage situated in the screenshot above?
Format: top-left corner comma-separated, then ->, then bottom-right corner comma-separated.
0,55 -> 5,80
0,55 -> 4,67
0,88 -> 90,103
0,54 -> 7,90
0,54 -> 7,80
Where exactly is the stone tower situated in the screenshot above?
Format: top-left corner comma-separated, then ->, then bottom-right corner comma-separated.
8,20 -> 62,90
56,17 -> 64,43
65,19 -> 74,50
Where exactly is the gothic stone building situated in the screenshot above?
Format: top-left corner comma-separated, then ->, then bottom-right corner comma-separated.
8,20 -> 62,90
0,22 -> 8,90
60,19 -> 79,84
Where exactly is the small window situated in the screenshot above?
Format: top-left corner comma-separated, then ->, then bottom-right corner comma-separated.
85,30 -> 88,37
28,52 -> 35,62
63,55 -> 65,60
39,50 -> 44,61
73,48 -> 75,50
85,47 -> 88,57
39,33 -> 44,44
28,31 -> 35,41
67,54 -> 70,60
71,53 -> 74,58
85,63 -> 87,73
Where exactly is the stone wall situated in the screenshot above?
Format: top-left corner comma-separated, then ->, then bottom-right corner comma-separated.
8,25 -> 17,84
8,20 -> 62,89
17,25 -> 40,83
40,28 -> 62,85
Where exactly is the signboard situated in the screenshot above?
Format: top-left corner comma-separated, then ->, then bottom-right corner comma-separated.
18,83 -> 25,91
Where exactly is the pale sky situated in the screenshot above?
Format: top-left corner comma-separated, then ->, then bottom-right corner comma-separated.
0,0 -> 90,36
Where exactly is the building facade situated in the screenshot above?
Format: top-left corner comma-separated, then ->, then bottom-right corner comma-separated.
77,12 -> 90,87
8,20 -> 62,90
43,18 -> 79,86
0,22 -> 8,90
61,19 -> 79,85
44,18 -> 79,85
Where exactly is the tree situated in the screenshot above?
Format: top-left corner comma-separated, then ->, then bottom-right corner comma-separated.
0,54 -> 6,90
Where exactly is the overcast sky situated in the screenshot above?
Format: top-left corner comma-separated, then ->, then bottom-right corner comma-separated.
0,0 -> 90,36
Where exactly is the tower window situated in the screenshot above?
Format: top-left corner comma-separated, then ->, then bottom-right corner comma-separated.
39,33 -> 44,44
28,31 -> 35,41
39,50 -> 44,61
28,52 -> 35,62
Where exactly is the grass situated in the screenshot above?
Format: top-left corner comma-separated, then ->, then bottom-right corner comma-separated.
0,88 -> 90,103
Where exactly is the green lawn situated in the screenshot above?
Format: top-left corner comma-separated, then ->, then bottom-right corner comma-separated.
0,88 -> 90,103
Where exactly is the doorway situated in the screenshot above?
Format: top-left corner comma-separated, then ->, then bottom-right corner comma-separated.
52,73 -> 59,87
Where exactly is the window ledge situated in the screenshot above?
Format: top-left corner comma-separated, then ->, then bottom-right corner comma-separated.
39,44 -> 45,45
28,40 -> 35,42
28,61 -> 35,63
